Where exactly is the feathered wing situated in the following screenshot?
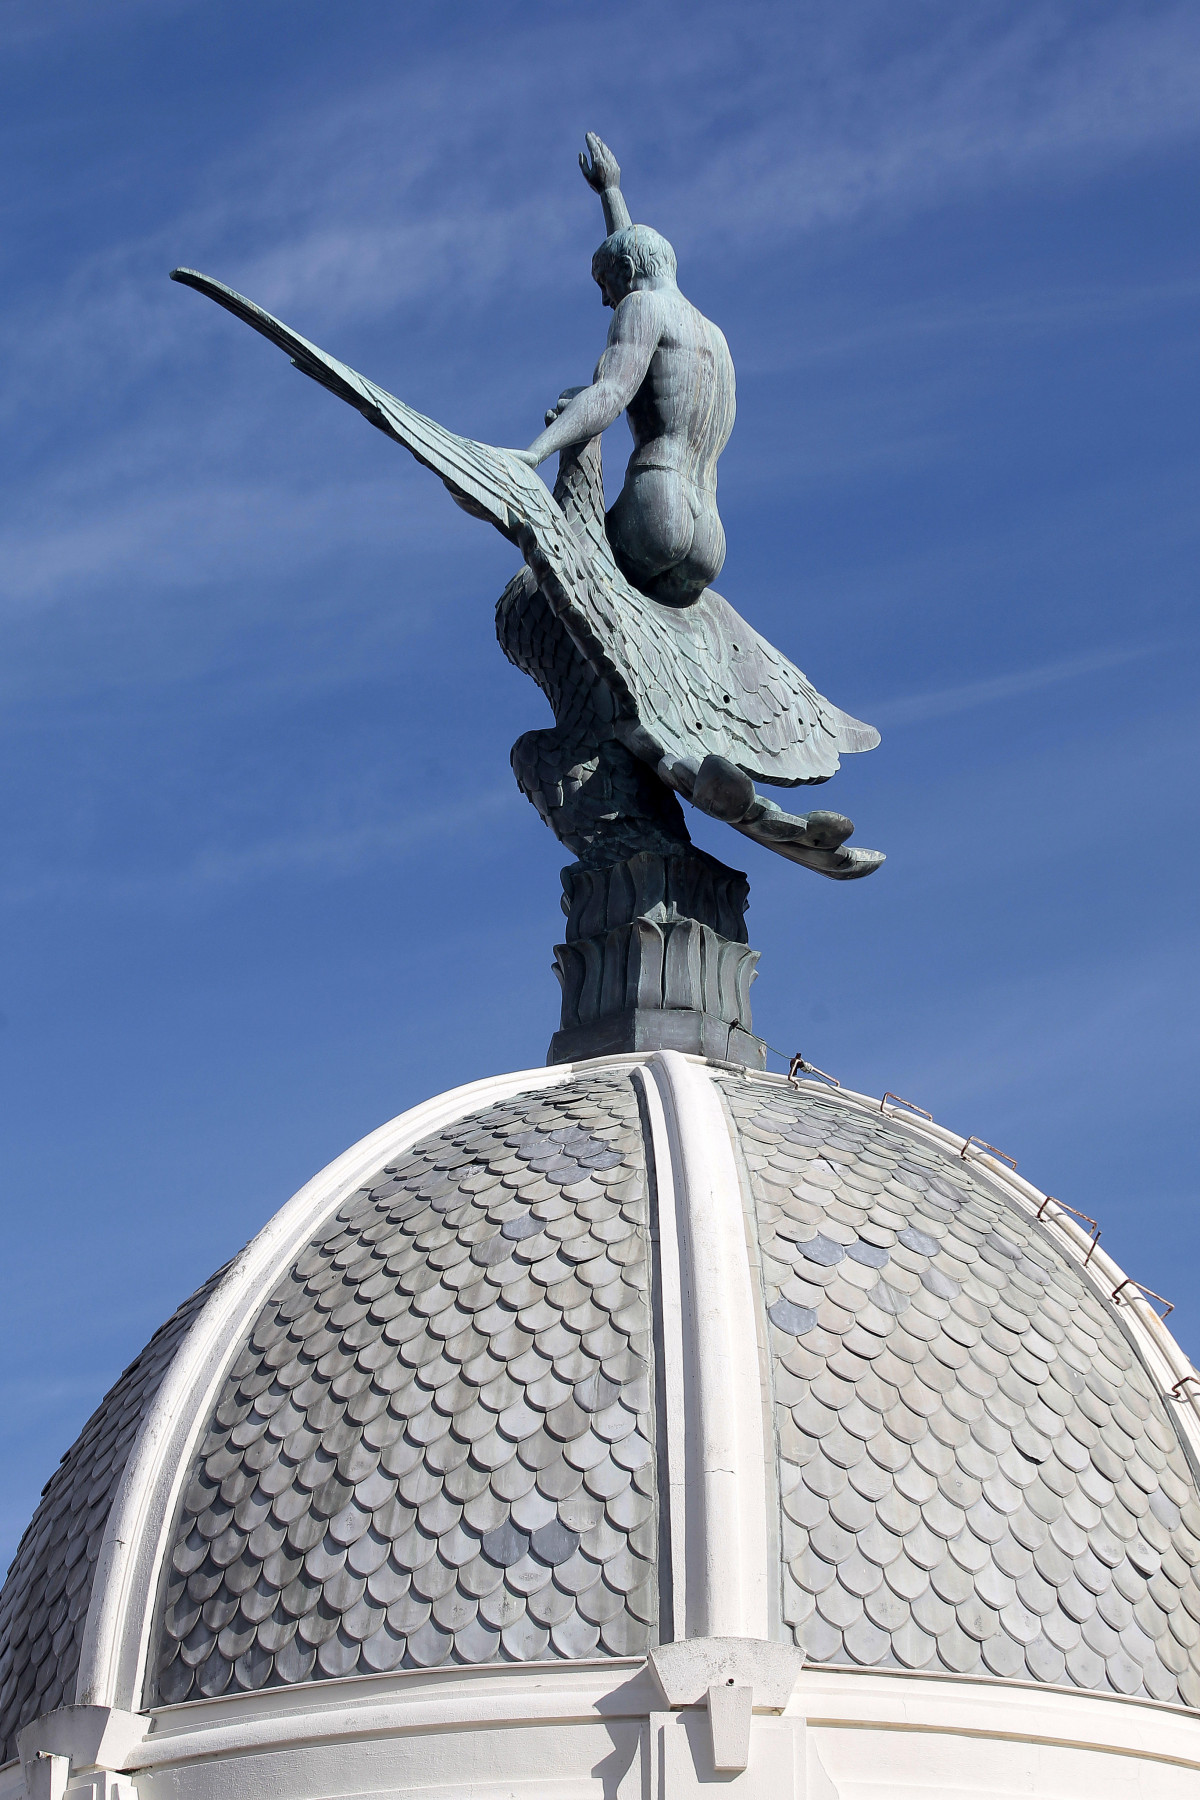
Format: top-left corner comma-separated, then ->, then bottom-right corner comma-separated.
171,269 -> 878,787
604,584 -> 878,786
170,268 -> 570,549
542,437 -> 879,786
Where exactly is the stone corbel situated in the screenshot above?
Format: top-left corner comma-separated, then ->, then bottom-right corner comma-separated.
644,1638 -> 815,1793
17,1709 -> 148,1800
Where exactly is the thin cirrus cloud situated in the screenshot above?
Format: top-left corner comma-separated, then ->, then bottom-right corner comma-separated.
734,274 -> 1200,382
0,783 -> 521,911
694,5 -> 1200,233
7,3 -> 1200,389
869,642 -> 1163,729
196,3 -> 1200,308
0,6 -> 1191,548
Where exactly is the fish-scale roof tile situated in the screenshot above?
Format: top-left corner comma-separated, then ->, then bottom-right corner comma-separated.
0,1268 -> 227,1764
151,1071 -> 655,1704
9,1060 -> 1200,1747
719,1075 -> 1200,1708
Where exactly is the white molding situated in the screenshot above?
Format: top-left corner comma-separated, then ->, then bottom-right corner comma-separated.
77,1061 -> 590,1719
112,1661 -> 1200,1790
133,1660 -> 654,1770
631,1066 -> 687,1644
644,1053 -> 769,1640
800,1664 -> 1200,1771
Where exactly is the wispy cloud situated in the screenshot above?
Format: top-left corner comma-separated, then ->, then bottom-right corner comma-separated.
686,3 -> 1200,241
735,275 -> 1200,381
0,784 -> 520,910
0,0 -> 198,50
6,2 -> 1200,412
3,0 -> 1195,640
870,642 -> 1162,728
0,463 -> 462,616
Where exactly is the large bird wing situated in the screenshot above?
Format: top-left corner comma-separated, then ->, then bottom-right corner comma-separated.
171,268 -> 569,551
548,436 -> 879,787
172,269 -> 878,787
603,580 -> 878,786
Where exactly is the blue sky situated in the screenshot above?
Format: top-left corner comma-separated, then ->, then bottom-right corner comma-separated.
1,0 -> 1198,1566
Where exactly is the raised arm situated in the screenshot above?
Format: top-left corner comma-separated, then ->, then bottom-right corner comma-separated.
519,294 -> 659,465
579,131 -> 631,236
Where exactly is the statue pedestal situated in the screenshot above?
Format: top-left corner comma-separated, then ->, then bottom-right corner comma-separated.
547,849 -> 766,1070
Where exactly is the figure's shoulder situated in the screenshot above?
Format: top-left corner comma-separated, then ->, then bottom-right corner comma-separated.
610,287 -> 668,340
685,295 -> 732,352
613,287 -> 663,317
663,288 -> 733,356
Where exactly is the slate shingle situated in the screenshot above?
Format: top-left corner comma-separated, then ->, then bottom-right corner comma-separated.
720,1076 -> 1200,1708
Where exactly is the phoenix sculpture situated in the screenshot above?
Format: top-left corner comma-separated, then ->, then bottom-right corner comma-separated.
173,135 -> 883,1067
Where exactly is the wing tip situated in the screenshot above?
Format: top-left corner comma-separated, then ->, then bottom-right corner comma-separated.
836,714 -> 881,754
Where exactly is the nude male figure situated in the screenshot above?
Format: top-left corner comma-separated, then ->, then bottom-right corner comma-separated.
513,133 -> 733,607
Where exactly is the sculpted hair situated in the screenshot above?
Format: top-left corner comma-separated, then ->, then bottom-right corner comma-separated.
592,224 -> 678,284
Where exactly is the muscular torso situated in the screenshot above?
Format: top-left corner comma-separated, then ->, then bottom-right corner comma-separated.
603,290 -> 735,491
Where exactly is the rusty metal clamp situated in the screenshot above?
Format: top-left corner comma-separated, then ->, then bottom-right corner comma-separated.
1169,1373 -> 1200,1401
959,1136 -> 1018,1172
880,1092 -> 933,1122
1112,1278 -> 1174,1320
787,1052 -> 840,1090
1035,1195 -> 1101,1265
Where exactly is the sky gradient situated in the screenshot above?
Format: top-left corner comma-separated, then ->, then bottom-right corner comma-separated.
2,0 -> 1198,1567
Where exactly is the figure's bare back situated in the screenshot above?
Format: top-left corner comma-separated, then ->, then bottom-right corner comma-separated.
617,290 -> 735,491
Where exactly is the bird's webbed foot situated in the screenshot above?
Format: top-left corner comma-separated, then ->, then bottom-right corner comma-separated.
688,754 -> 885,881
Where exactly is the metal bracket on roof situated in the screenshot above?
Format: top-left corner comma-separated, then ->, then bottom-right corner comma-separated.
1112,1278 -> 1174,1320
1035,1195 -> 1101,1265
1169,1373 -> 1200,1401
880,1092 -> 932,1122
959,1136 -> 1018,1171
787,1052 -> 840,1090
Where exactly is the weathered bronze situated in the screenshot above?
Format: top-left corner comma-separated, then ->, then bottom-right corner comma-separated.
172,135 -> 883,1064
514,134 -> 735,608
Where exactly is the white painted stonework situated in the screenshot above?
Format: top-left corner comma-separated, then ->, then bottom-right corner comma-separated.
8,1655 -> 1200,1800
4,1053 -> 1200,1798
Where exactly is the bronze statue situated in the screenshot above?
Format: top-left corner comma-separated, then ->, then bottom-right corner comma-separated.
513,135 -> 734,609
172,134 -> 884,1064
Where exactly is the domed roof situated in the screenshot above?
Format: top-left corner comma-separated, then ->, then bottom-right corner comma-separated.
4,1053 -> 1200,1769
154,1066 -> 656,1698
0,1269 -> 227,1759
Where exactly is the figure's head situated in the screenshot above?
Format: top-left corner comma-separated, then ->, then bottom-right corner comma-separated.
591,225 -> 677,306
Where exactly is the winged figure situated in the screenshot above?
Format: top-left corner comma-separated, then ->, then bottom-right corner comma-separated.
171,135 -> 882,880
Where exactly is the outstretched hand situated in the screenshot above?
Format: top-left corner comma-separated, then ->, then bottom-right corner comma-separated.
545,386 -> 585,427
579,131 -> 620,193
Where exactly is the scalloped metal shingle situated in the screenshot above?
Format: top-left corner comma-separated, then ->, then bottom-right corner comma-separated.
0,1269 -> 228,1764
150,1069 -> 656,1702
719,1076 -> 1200,1707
